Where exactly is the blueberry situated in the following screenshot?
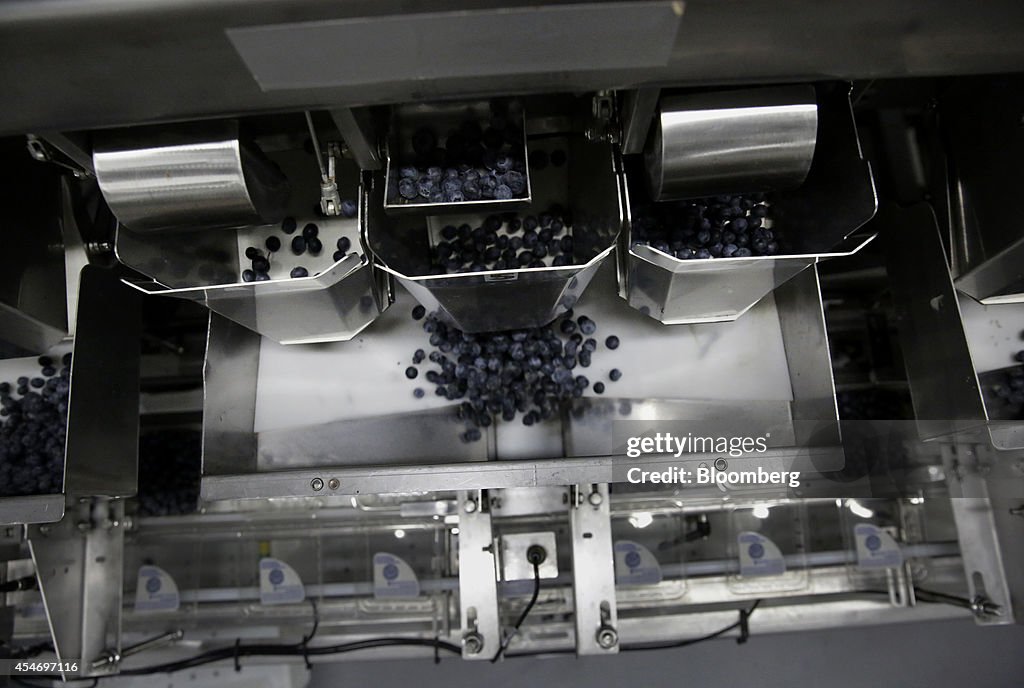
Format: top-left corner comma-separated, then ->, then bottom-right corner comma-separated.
399,178 -> 418,200
291,236 -> 307,255
265,236 -> 281,252
413,388 -> 425,399
62,353 -> 72,367
336,236 -> 352,253
593,381 -> 605,394
400,166 -> 419,179
282,216 -> 297,234
302,223 -> 319,240
577,317 -> 597,335
495,184 -> 513,200
523,216 -> 538,232
339,199 -> 358,218
583,338 -> 597,353
722,243 -> 738,257
609,368 -> 622,382
290,267 -> 308,278
405,366 -> 418,380
333,251 -> 344,261
30,378 -> 44,389
441,225 -> 458,240
42,366 -> 56,377
244,246 -> 261,260
605,336 -> 619,350
242,269 -> 256,282
307,237 -> 323,255
734,247 -> 753,257
560,319 -> 577,335
252,256 -> 270,273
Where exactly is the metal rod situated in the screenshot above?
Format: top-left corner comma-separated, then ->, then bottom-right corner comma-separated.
305,111 -> 327,179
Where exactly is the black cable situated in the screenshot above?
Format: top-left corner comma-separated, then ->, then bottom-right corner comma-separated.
491,560 -> 542,663
116,637 -> 462,676
858,586 -> 976,610
621,600 -> 762,653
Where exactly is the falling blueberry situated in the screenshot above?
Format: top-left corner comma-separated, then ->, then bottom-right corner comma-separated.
265,236 -> 281,252
340,199 -> 358,218
282,217 -> 297,234
405,367 -> 419,380
412,305 -> 426,320
242,269 -> 256,282
290,266 -> 309,278
244,246 -> 261,260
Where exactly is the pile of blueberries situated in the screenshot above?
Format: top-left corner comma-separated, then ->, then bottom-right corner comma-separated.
136,428 -> 201,517
392,116 -> 527,204
404,306 -> 623,442
427,206 -> 576,274
0,355 -> 71,497
632,194 -> 780,259
241,205 -> 358,282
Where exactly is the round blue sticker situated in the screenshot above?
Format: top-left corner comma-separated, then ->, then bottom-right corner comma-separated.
865,534 -> 881,552
624,551 -> 642,569
383,563 -> 400,581
748,542 -> 765,560
269,568 -> 285,585
145,576 -> 162,594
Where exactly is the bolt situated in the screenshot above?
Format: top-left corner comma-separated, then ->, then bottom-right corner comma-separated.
328,478 -> 340,490
596,626 -> 618,649
310,478 -> 324,492
588,491 -> 603,506
714,457 -> 728,471
462,631 -> 484,655
463,499 -> 478,514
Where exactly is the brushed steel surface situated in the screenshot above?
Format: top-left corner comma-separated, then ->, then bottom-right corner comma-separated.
457,492 -> 499,660
2,1 -> 1023,135
645,85 -> 817,200
94,121 -> 290,233
383,100 -> 532,216
623,83 -> 877,324
570,484 -> 618,655
115,151 -> 391,344
367,135 -> 622,332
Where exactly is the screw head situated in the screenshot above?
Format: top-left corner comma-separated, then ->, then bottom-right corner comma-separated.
596,626 -> 618,649
327,478 -> 340,490
464,499 -> 478,513
463,631 -> 484,655
588,491 -> 603,506
714,457 -> 728,471
311,478 -> 324,492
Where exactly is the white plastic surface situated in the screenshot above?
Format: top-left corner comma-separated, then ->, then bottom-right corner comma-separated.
253,261 -> 793,435
958,293 -> 1024,374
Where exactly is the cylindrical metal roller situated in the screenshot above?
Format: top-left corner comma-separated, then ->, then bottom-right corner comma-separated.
644,85 -> 818,200
94,121 -> 290,233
